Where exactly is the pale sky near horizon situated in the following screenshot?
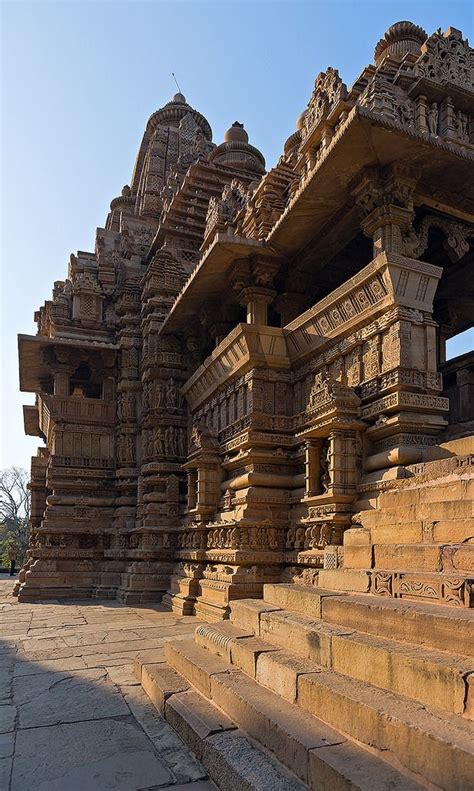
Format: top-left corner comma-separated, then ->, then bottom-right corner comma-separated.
1,0 -> 473,471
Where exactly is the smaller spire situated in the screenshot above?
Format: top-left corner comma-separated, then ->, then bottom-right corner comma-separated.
224,122 -> 249,143
374,21 -> 427,66
209,122 -> 265,175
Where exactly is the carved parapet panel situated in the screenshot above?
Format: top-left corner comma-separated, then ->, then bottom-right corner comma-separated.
285,252 -> 442,363
182,324 -> 289,412
39,395 -> 116,429
369,570 -> 473,607
361,391 -> 449,421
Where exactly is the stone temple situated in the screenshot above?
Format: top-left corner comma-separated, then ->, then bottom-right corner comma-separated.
16,21 -> 474,789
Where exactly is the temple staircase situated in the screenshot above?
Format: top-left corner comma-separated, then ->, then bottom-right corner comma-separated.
136,581 -> 474,789
136,442 -> 474,790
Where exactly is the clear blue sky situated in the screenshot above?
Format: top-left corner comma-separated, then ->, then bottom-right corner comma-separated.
1,0 -> 473,470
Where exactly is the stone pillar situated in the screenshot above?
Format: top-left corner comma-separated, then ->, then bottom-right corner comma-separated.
305,440 -> 320,497
239,286 -> 276,325
415,95 -> 428,133
440,95 -> 456,140
53,370 -> 70,396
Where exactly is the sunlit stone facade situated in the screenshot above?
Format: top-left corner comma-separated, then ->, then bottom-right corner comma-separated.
18,22 -> 474,617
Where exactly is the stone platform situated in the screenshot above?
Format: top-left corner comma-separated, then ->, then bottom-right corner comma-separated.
0,579 -> 215,791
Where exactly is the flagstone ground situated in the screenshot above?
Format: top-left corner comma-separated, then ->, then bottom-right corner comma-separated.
0,578 -> 214,791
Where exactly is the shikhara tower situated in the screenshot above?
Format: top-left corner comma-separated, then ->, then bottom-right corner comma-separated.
18,22 -> 474,619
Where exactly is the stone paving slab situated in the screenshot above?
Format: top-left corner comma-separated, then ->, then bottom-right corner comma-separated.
0,579 -> 216,791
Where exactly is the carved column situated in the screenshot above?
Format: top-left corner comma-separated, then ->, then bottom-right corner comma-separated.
239,286 -> 276,325
96,281 -> 141,598
116,248 -> 188,604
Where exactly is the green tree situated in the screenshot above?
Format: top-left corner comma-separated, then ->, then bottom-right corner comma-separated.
0,467 -> 30,567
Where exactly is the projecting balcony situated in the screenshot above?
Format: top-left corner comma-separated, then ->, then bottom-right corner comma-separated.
37,394 -> 115,437
182,322 -> 289,411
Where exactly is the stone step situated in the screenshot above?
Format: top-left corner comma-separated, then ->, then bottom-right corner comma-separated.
206,631 -> 474,789
432,519 -> 474,544
135,659 -> 307,791
372,543 -> 474,573
378,478 -> 473,509
320,593 -> 474,656
355,499 -> 474,528
256,586 -> 474,656
295,660 -> 474,791
317,567 -> 474,607
162,640 -> 425,790
227,605 -> 473,714
262,583 -> 343,619
355,517 -> 474,545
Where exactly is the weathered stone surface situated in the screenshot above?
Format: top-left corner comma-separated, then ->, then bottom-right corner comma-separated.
262,583 -> 342,617
165,688 -> 236,758
165,639 -> 234,697
259,609 -> 347,665
321,594 -> 474,656
318,569 -> 371,593
230,600 -> 281,634
308,740 -> 424,791
209,665 -> 344,784
256,649 -> 321,703
122,684 -> 207,783
230,635 -> 279,677
202,729 -> 307,791
14,668 -> 129,728
0,705 -> 16,734
297,669 -> 474,790
330,630 -> 472,714
141,661 -> 189,714
11,717 -> 174,791
194,621 -> 253,660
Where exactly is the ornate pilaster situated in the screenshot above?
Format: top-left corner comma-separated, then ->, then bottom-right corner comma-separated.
352,163 -> 420,256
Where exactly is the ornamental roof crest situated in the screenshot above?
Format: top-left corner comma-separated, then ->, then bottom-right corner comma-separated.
302,67 -> 347,141
413,27 -> 474,90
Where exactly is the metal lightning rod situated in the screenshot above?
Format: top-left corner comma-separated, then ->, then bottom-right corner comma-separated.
171,73 -> 182,94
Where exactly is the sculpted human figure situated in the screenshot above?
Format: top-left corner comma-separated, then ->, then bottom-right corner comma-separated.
177,428 -> 187,457
319,441 -> 331,492
165,425 -> 175,455
126,435 -> 135,462
427,102 -> 438,135
455,110 -> 469,142
123,394 -> 134,419
461,113 -> 469,141
295,526 -> 305,549
154,428 -> 164,456
286,525 -> 296,549
166,378 -> 178,408
155,382 -> 165,408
